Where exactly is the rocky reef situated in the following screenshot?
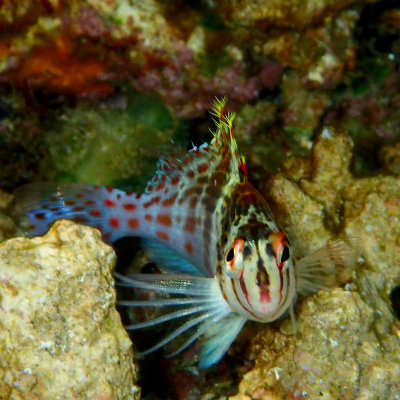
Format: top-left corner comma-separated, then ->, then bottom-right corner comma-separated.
0,220 -> 139,399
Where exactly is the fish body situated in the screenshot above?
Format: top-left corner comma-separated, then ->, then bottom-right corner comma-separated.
14,98 -> 355,368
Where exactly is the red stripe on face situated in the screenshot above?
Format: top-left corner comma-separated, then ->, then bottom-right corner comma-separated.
239,276 -> 249,304
259,285 -> 271,303
231,278 -> 259,320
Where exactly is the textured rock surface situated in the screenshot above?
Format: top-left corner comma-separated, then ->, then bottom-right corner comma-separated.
0,220 -> 139,399
231,128 -> 400,400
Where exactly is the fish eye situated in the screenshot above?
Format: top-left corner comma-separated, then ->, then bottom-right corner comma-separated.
280,245 -> 290,263
268,232 -> 291,268
224,238 -> 245,279
226,247 -> 235,262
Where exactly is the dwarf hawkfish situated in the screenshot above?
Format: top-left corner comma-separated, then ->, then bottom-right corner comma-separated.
15,98 -> 356,369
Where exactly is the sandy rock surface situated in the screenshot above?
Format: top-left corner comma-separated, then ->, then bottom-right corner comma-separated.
0,220 -> 139,400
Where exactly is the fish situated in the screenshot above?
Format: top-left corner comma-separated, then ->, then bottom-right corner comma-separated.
14,98 -> 357,369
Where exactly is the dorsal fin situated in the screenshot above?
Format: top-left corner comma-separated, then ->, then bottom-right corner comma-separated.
144,97 -> 247,196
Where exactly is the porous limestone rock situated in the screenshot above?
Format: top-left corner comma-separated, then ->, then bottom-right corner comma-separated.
0,220 -> 139,400
231,128 -> 400,400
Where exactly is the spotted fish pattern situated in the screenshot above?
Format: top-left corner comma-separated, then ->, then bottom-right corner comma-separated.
14,98 -> 357,368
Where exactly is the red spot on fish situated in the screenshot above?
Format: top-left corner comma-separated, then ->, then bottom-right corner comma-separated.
156,183 -> 165,191
50,197 -> 58,202
103,232 -> 111,239
184,241 -> 193,254
35,212 -> 45,220
106,187 -> 113,193
105,199 -> 116,207
192,148 -> 200,155
90,210 -> 101,216
74,216 -> 86,223
187,170 -> 195,179
197,163 -> 208,173
147,185 -> 153,192
162,193 -> 177,207
76,193 -> 83,198
86,200 -> 95,206
163,165 -> 169,171
109,217 -> 120,228
117,194 -> 121,200
157,214 -> 172,227
183,155 -> 194,166
123,203 -> 137,211
189,196 -> 198,209
73,206 -> 84,211
94,186 -> 100,190
145,214 -> 153,221
128,218 -> 139,229
184,216 -> 196,233
65,200 -> 75,206
156,231 -> 170,241
171,176 -> 180,185
135,193 -> 141,199
143,196 -> 160,208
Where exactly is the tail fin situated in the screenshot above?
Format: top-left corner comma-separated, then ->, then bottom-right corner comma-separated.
13,183 -> 127,242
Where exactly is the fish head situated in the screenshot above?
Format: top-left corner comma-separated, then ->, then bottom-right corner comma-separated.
221,231 -> 296,322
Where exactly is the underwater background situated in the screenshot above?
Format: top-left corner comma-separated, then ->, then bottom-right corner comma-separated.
0,1 -> 400,399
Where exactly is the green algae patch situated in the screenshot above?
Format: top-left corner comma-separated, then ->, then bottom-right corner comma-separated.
41,94 -> 177,191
